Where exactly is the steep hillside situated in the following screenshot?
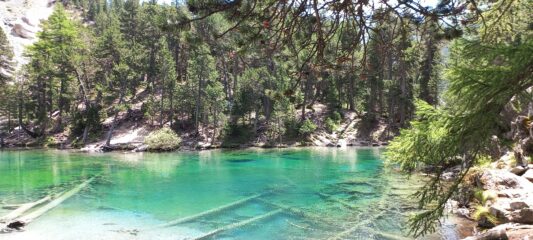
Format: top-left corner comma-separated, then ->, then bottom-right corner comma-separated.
0,0 -> 55,71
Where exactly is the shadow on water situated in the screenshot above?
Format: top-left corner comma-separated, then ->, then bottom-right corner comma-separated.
226,159 -> 255,163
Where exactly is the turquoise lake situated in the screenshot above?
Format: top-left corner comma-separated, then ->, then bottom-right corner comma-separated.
0,148 -> 457,239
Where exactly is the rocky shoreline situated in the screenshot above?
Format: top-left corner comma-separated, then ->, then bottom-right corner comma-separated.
446,153 -> 533,240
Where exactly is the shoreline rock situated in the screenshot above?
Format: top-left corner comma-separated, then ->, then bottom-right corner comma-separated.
448,162 -> 533,239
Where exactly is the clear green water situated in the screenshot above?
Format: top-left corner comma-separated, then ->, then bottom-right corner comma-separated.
0,148 -> 453,240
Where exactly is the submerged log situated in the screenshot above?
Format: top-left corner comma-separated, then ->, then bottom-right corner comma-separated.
0,195 -> 51,222
2,204 -> 22,210
1,177 -> 95,232
317,192 -> 359,210
193,209 -> 282,240
257,198 -> 323,221
21,177 -> 95,223
160,192 -> 266,228
327,182 -> 397,240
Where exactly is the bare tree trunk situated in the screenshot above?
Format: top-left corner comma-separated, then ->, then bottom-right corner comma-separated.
348,72 -> 355,110
17,87 -> 40,138
105,80 -> 126,147
195,73 -> 203,135
171,38 -> 181,128
169,82 -> 174,127
221,57 -> 231,100
398,29 -> 410,127
301,77 -> 309,120
211,108 -> 217,145
75,69 -> 91,145
159,77 -> 165,127
7,110 -> 11,134
40,79 -> 49,137
253,105 -> 259,133
57,74 -> 67,132
233,57 -> 238,99
148,44 -> 156,94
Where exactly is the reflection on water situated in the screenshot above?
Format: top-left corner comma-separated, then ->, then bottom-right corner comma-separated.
0,148 -> 452,240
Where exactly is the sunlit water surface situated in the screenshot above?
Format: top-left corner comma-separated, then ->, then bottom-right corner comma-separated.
0,148 -> 459,239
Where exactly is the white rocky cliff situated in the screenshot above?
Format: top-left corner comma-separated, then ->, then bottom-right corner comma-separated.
0,0 -> 55,72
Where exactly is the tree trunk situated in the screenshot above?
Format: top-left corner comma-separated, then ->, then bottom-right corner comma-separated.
75,68 -> 91,145
7,110 -> 11,134
348,73 -> 355,111
18,88 -> 40,138
301,76 -> 309,120
211,108 -> 217,145
169,81 -> 174,127
160,77 -> 165,127
233,56 -> 238,97
81,126 -> 89,145
105,80 -> 126,147
148,43 -> 157,93
419,23 -> 437,105
195,73 -> 203,135
221,57 -> 231,101
57,77 -> 66,131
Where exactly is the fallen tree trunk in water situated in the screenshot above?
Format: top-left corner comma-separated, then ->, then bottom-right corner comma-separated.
1,177 -> 95,232
257,198 -> 324,221
159,192 -> 266,228
0,195 -> 51,222
193,209 -> 282,240
317,192 -> 359,210
21,177 -> 95,223
2,204 -> 22,210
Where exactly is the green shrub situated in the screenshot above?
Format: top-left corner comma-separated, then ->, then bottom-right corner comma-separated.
472,205 -> 498,225
472,189 -> 499,225
299,119 -> 317,136
144,127 -> 181,151
284,118 -> 300,139
475,189 -> 497,204
475,154 -> 492,167
325,117 -> 338,133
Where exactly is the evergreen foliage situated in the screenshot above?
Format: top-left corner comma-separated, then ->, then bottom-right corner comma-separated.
386,0 -> 533,236
5,1 -> 451,147
299,119 -> 317,137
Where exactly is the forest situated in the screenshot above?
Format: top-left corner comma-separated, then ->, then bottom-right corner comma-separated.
0,0 -> 532,239
0,0 -> 450,148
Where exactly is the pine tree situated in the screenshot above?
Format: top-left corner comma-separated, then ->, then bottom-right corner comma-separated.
27,4 -> 81,132
188,43 -> 218,134
156,36 -> 177,127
